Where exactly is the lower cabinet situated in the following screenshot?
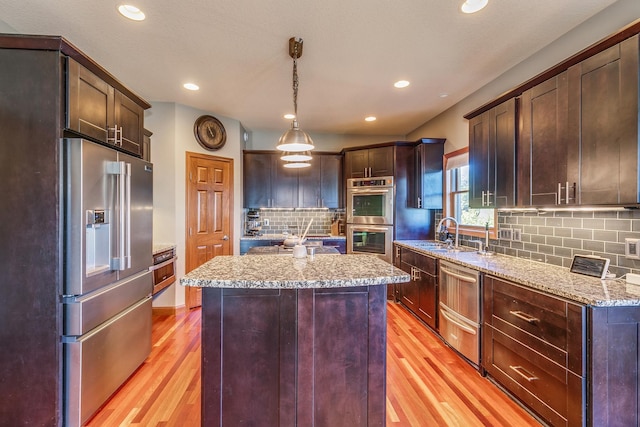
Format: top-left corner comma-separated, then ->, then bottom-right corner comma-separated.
393,245 -> 437,330
483,276 -> 585,427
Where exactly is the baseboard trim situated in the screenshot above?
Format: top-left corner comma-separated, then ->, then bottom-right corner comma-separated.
152,305 -> 186,316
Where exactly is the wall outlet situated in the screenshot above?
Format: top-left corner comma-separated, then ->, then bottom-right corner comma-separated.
512,229 -> 522,242
498,229 -> 512,240
263,218 -> 269,226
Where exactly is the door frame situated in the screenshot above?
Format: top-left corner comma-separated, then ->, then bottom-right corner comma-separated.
184,151 -> 234,308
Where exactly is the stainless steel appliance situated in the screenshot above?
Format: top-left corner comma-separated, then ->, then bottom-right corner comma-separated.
346,177 -> 394,225
61,138 -> 153,426
438,261 -> 481,367
151,247 -> 177,295
346,224 -> 394,263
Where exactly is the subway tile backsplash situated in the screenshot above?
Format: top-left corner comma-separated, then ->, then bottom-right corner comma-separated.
244,208 -> 345,236
444,209 -> 640,277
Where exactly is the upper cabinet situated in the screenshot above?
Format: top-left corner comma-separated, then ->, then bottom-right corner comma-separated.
467,27 -> 640,208
408,139 -> 445,209
518,72 -> 576,207
344,146 -> 394,178
243,152 -> 343,208
469,99 -> 517,208
569,34 -> 639,206
67,58 -> 145,157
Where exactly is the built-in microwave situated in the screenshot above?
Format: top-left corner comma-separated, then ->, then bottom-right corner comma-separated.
346,177 -> 394,225
346,224 -> 393,263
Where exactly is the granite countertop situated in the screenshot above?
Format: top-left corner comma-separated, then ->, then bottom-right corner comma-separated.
153,243 -> 176,255
246,246 -> 340,255
395,240 -> 640,307
180,254 -> 409,289
241,234 -> 345,241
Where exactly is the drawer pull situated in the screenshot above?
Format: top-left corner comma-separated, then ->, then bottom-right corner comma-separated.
509,365 -> 538,382
509,310 -> 539,323
440,267 -> 477,284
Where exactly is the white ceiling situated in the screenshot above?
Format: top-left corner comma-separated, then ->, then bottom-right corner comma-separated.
0,0 -> 619,136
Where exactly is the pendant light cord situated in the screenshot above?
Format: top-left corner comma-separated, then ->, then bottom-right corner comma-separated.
292,41 -> 299,118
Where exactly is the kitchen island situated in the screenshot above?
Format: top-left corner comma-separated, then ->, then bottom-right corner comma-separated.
181,254 -> 409,427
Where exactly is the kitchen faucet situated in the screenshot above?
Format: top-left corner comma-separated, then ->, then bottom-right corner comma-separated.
436,216 -> 459,248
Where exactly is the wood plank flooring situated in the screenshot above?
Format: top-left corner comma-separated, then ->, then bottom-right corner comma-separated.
86,302 -> 541,426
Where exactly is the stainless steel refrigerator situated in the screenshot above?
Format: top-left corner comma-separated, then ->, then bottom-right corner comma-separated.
61,138 -> 153,426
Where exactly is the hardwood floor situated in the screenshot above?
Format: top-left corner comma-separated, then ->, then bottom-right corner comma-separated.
86,302 -> 541,426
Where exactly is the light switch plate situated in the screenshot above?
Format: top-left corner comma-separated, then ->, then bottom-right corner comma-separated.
263,218 -> 270,226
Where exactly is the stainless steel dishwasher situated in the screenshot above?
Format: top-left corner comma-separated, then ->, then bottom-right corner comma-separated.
438,260 -> 481,367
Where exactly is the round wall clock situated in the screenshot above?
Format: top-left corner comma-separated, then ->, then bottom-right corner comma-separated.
193,115 -> 226,150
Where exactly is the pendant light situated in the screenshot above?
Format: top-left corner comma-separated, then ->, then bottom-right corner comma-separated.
277,37 -> 314,154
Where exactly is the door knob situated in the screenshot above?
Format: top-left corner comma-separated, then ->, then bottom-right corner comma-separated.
222,235 -> 229,241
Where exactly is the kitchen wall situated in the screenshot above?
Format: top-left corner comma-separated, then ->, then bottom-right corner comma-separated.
145,102 -> 244,308
247,129 -> 405,152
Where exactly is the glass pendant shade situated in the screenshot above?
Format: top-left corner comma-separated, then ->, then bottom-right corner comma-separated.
281,150 -> 312,162
277,120 -> 314,152
283,161 -> 311,168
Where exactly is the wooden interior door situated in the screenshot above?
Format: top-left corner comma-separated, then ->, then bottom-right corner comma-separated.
185,152 -> 233,309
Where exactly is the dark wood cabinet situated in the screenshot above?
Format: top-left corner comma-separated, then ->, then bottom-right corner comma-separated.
518,72 -> 575,206
394,246 -> 438,330
243,152 -> 274,207
408,138 -> 445,209
243,151 -> 343,208
298,154 -> 342,208
202,285 -> 387,426
344,146 -> 394,178
483,276 -> 585,427
568,34 -> 639,205
142,128 -> 152,162
67,58 -> 144,157
469,98 -> 516,208
590,306 -> 640,426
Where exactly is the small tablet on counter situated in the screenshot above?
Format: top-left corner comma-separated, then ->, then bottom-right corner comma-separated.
569,255 -> 610,279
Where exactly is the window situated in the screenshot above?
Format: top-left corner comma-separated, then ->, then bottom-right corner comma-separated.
443,148 -> 497,238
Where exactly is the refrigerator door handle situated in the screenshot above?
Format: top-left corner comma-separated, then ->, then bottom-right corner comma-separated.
125,162 -> 132,269
107,160 -> 127,271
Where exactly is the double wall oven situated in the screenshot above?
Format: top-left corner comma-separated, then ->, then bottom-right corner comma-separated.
346,177 -> 394,263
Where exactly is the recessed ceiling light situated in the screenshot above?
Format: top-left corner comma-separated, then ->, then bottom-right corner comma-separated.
183,83 -> 199,91
283,113 -> 296,120
394,80 -> 410,89
118,5 -> 146,21
461,0 -> 488,14
365,116 -> 377,122
439,93 -> 449,98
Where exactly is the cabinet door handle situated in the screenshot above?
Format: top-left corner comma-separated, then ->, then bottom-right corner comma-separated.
509,365 -> 538,382
481,191 -> 486,206
417,196 -> 422,208
509,310 -> 539,323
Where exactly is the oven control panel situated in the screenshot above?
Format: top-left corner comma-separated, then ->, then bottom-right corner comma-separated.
348,177 -> 393,187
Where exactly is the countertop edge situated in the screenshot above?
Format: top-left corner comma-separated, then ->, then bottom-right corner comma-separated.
394,240 -> 640,307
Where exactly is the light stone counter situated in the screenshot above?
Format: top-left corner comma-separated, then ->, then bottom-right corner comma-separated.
180,254 -> 409,289
395,240 -> 640,307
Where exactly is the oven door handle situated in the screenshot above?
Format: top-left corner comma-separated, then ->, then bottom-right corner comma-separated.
348,188 -> 391,194
440,267 -> 477,284
351,226 -> 391,232
149,256 -> 178,271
